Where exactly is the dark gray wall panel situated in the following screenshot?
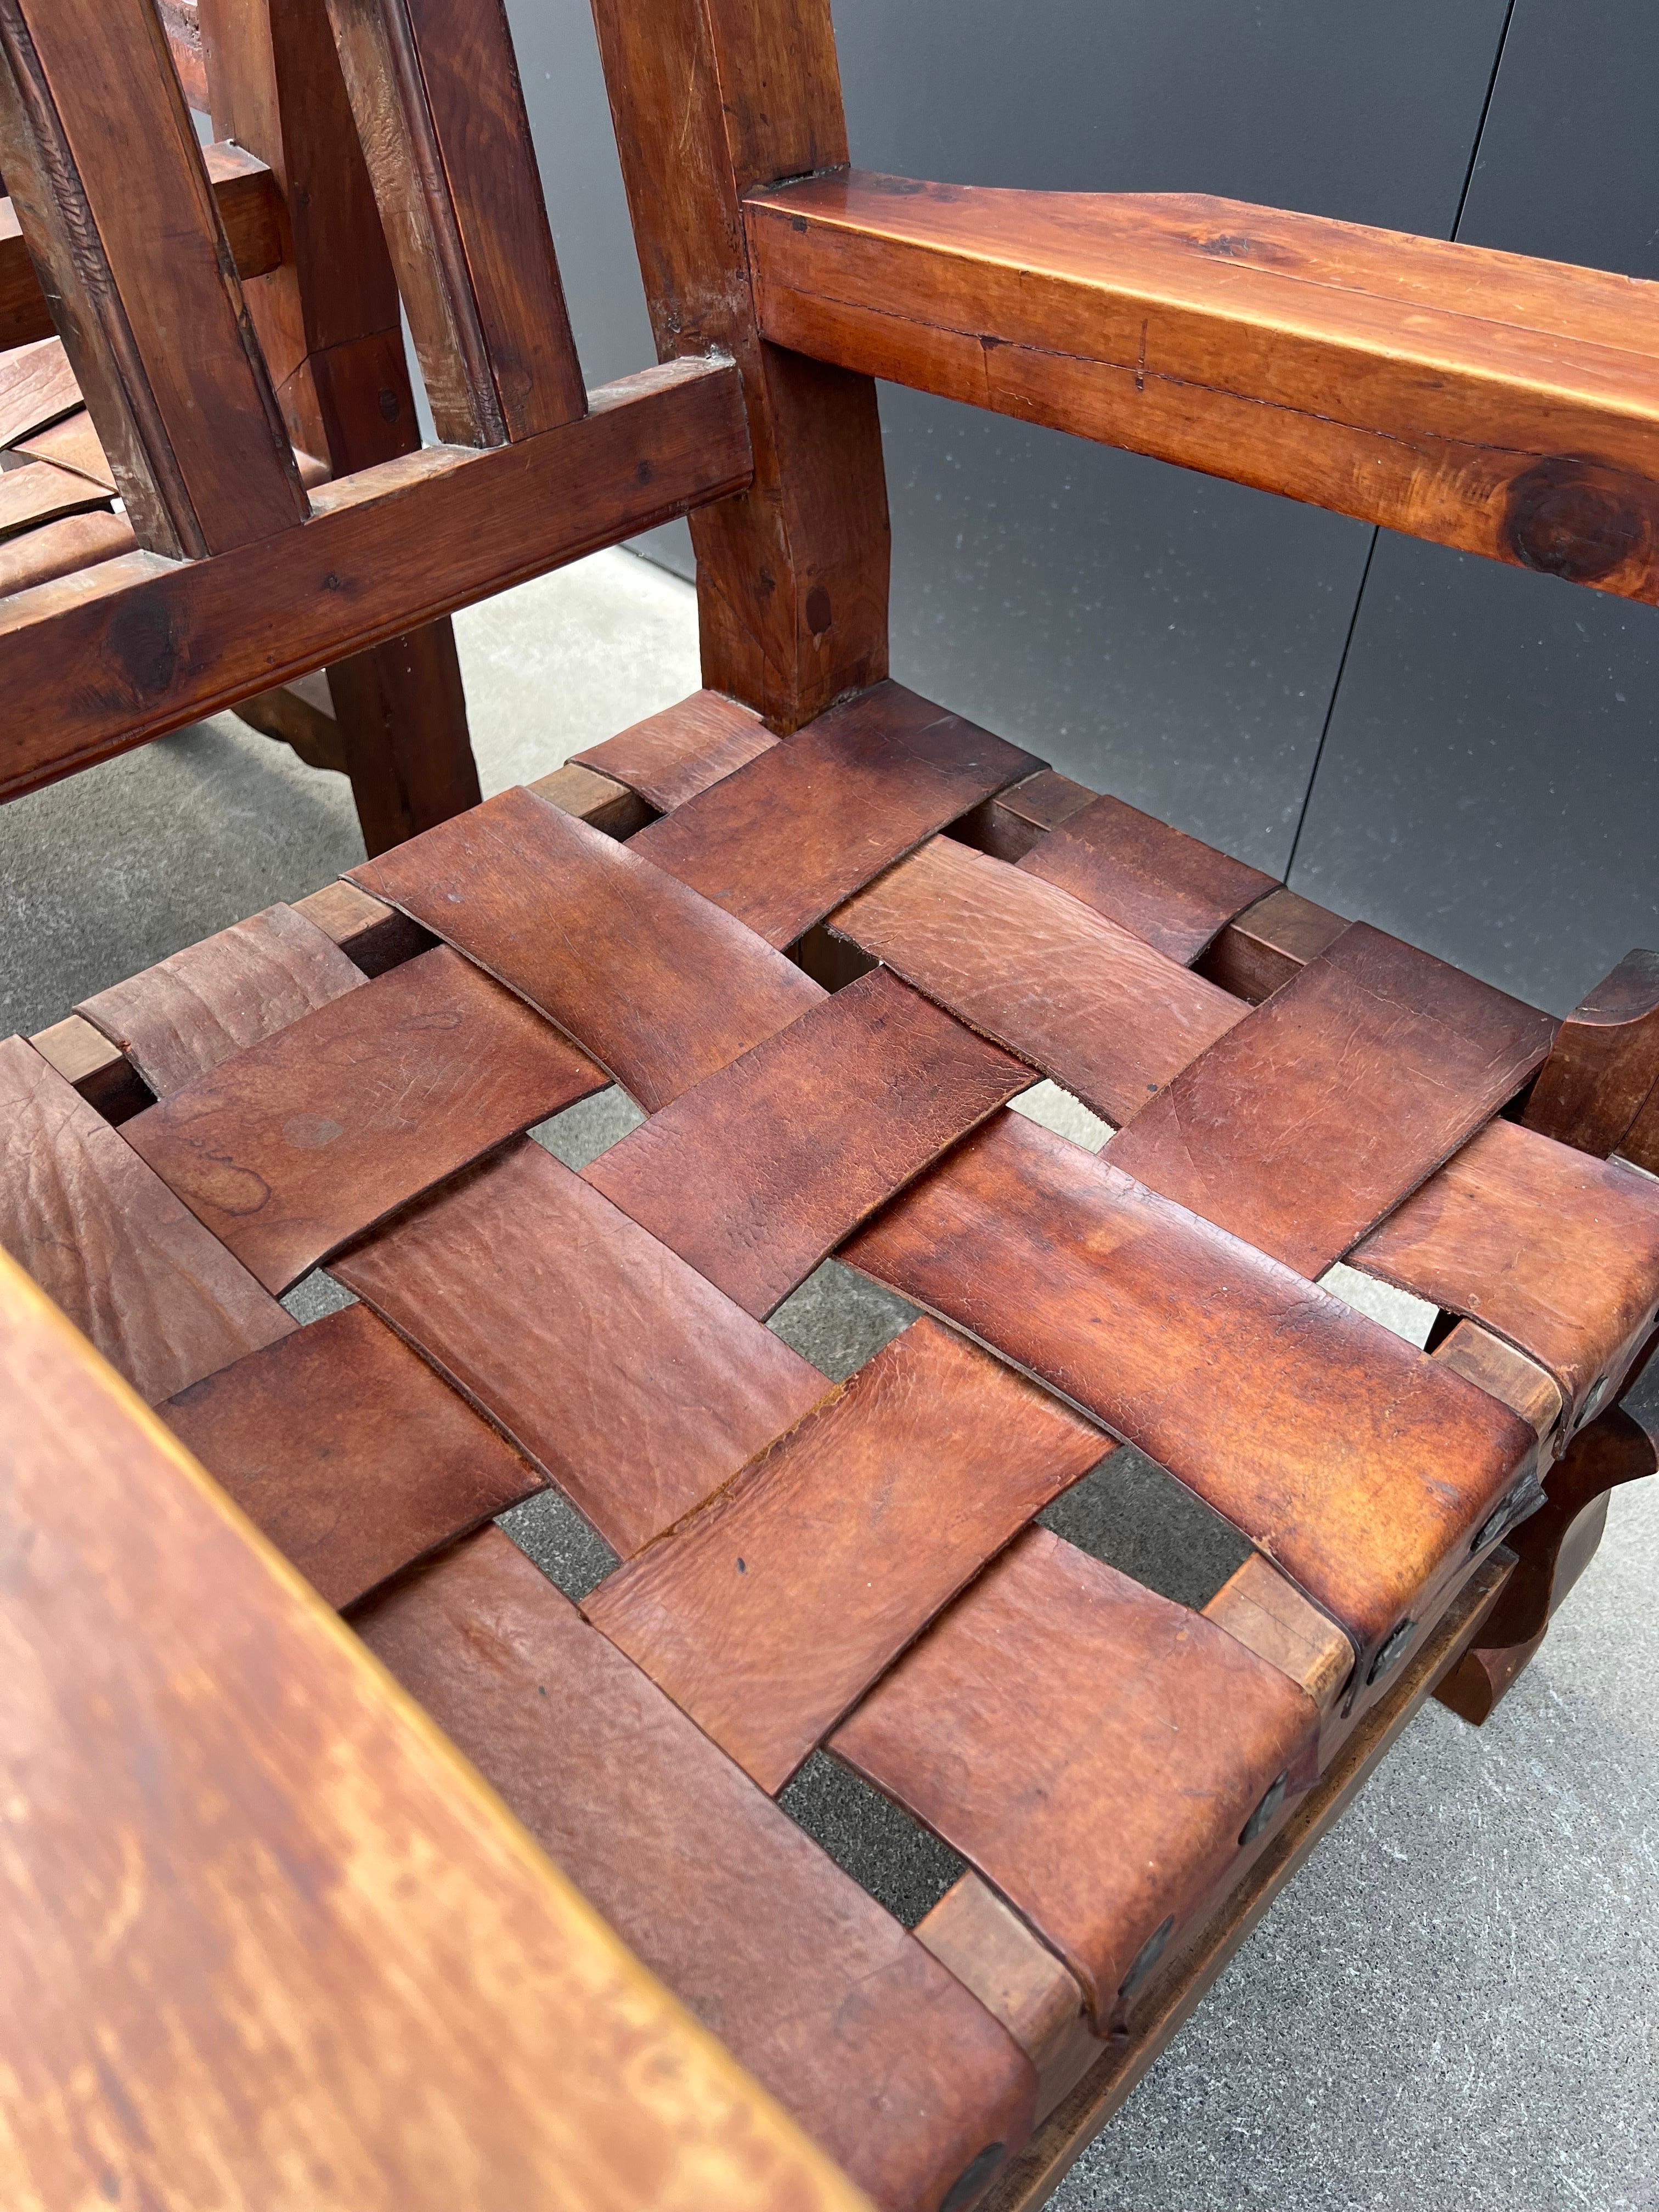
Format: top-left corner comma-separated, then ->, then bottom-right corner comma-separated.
875,393 -> 1369,870
1290,542 -> 1659,1016
1293,0 -> 1659,1010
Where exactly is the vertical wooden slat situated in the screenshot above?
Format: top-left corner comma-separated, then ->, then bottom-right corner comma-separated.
590,0 -> 890,730
198,0 -> 481,849
323,0 -> 584,445
0,0 -> 305,557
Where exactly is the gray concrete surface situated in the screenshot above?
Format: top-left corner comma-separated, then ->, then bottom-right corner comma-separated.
2,547 -> 1653,2210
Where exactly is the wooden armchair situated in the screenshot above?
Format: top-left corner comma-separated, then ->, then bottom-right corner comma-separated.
4,2 -> 1658,2208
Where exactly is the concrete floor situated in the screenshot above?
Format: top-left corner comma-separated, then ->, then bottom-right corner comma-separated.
3,546 -> 1654,2211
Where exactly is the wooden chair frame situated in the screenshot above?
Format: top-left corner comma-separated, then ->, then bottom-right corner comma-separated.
4,2 -> 1658,2207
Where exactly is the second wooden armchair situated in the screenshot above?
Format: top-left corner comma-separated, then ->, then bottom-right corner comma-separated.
3,1 -> 1657,2208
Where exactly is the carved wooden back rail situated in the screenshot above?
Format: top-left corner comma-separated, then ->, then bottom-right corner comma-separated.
3,3 -> 1659,2210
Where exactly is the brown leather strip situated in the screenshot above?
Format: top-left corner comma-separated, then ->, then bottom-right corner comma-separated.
830,834 -> 1246,1125
630,680 -> 1045,947
0,1035 -> 292,1403
1105,921 -> 1558,1277
333,1139 -> 832,1558
571,687 -> 776,809
122,945 -> 605,1293
842,1111 -> 1534,1662
585,967 -> 1035,1318
351,785 -> 823,1110
0,335 -> 81,447
831,1526 -> 1317,2027
1017,791 -> 1278,964
1351,1116 -> 1659,1423
354,1527 -> 1039,2212
76,903 -> 365,1097
0,456 -> 110,540
584,1318 -> 1107,1792
162,1302 -> 543,1610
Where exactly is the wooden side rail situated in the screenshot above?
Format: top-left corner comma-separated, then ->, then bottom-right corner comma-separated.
746,171 -> 1659,607
1,140 -> 284,352
0,357 -> 749,798
0,1245 -> 868,2212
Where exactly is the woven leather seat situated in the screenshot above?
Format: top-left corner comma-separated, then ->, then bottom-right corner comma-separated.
8,678 -> 1659,2210
7,0 -> 1659,2203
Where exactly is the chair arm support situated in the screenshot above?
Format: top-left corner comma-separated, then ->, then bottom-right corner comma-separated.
746,169 -> 1659,605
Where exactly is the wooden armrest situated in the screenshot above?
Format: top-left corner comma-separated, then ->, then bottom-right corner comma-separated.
2,142 -> 282,353
747,170 -> 1659,605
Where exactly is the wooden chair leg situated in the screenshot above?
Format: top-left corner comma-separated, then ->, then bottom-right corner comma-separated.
1436,1376 -> 1658,1725
198,0 -> 481,850
326,625 -> 481,856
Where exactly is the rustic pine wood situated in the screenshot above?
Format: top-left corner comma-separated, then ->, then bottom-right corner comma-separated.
0,356 -> 750,798
1,140 -> 283,351
323,0 -> 583,445
589,0 -> 890,726
749,171 -> 1659,605
0,0 -> 306,558
196,0 -> 482,852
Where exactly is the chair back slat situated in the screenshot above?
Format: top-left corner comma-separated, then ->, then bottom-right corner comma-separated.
0,0 -> 306,558
324,0 -> 585,445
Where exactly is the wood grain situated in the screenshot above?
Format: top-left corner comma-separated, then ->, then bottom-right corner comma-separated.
355,1525 -> 1037,2212
1203,1552 -> 1355,1710
198,0 -> 481,853
1523,947 -> 1659,1160
0,1034 -> 292,1402
1018,789 -> 1277,964
573,687 -> 775,809
162,1299 -> 543,1609
748,171 -> 1659,606
323,0 -> 583,444
584,1318 -> 1106,1792
1352,1114 -> 1659,1423
0,357 -> 749,800
0,1249 -> 870,2212
1197,883 -> 1347,1002
0,140 -> 283,351
830,833 -> 1247,1125
0,0 -> 304,556
352,782 -> 822,1111
590,0 -> 889,727
334,1138 -> 832,1557
632,680 -> 1043,946
585,967 -> 1035,1318
916,1877 -> 1101,2123
77,901 -> 365,1096
1106,921 -> 1556,1277
832,1526 -> 1318,2026
844,1110 -> 1534,1667
122,944 -> 605,1292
